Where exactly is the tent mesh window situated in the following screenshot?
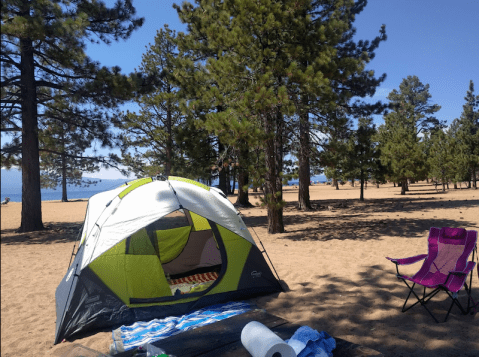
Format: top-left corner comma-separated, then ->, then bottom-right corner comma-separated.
126,209 -> 223,298
161,210 -> 222,296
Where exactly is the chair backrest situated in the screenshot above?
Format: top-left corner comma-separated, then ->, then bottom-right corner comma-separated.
413,227 -> 477,281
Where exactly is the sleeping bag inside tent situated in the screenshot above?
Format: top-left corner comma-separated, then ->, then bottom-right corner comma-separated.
54,176 -> 282,344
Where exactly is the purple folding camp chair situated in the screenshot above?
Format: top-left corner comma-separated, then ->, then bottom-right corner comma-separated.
386,227 -> 478,322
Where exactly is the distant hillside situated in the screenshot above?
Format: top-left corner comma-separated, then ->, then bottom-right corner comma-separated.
1,169 -> 127,192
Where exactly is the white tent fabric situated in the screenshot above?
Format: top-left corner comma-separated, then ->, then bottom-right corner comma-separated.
79,178 -> 255,270
169,180 -> 255,244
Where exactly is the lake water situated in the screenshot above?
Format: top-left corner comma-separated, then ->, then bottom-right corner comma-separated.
2,179 -> 327,202
1,190 -> 109,203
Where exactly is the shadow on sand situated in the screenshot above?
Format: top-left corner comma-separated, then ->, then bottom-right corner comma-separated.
0,222 -> 82,245
254,264 -> 479,357
241,195 -> 478,242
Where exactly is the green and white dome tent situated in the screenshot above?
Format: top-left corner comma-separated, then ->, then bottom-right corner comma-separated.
55,176 -> 282,344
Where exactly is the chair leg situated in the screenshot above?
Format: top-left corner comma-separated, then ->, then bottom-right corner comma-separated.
400,279 -> 440,323
464,282 -> 478,315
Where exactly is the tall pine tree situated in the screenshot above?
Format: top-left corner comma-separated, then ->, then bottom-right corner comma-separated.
39,97 -> 106,202
118,26 -> 187,178
296,0 -> 387,210
454,80 -> 479,188
379,76 -> 441,194
1,0 -> 143,231
427,129 -> 454,192
347,117 -> 379,200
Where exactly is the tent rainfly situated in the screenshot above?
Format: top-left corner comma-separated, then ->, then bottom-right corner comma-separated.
54,176 -> 282,344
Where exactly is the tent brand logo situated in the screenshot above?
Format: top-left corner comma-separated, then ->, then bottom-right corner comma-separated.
66,268 -> 74,282
251,271 -> 262,278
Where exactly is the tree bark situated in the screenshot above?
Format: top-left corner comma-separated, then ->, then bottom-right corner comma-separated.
165,86 -> 172,177
359,170 -> 364,201
298,110 -> 311,210
400,179 -> 407,195
473,166 -> 477,189
263,111 -> 284,233
218,141 -> 227,194
61,151 -> 68,202
19,36 -> 44,232
235,146 -> 251,207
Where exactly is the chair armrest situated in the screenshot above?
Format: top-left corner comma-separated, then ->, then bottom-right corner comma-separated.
449,261 -> 477,275
386,254 -> 428,265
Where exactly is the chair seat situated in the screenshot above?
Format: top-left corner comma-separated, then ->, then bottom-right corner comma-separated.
401,271 -> 447,289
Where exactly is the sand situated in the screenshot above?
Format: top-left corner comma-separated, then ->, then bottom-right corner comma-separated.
1,181 -> 478,356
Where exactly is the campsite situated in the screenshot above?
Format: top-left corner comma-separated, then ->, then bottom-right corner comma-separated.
1,181 -> 478,356
2,0 -> 479,356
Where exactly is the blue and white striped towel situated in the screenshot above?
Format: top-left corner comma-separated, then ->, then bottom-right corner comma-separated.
111,301 -> 251,353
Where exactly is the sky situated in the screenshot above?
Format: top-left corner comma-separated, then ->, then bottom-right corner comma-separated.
4,0 -> 479,180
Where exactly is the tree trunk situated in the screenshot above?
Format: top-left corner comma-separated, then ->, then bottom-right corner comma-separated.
165,88 -> 172,177
263,111 -> 284,233
359,170 -> 364,201
442,181 -> 446,192
473,166 -> 477,188
226,166 -> 231,194
218,142 -> 227,194
376,182 -> 379,188
454,183 -> 457,189
235,146 -> 251,207
61,151 -> 68,202
298,110 -> 311,210
401,179 -> 407,195
19,36 -> 44,232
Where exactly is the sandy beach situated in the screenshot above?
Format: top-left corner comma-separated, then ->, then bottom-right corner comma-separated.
1,181 -> 478,356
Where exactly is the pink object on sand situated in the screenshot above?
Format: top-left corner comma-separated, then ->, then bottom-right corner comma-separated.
386,227 -> 478,322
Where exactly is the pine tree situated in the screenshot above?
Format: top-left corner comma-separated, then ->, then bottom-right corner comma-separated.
346,117 -> 379,200
427,129 -> 455,192
1,0 -> 143,232
454,80 -> 479,188
379,76 -> 441,194
296,0 -> 387,210
39,101 -> 103,202
118,26 -> 187,178
448,119 -> 472,188
319,111 -> 351,190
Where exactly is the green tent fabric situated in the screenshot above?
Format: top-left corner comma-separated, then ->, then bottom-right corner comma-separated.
156,226 -> 191,263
